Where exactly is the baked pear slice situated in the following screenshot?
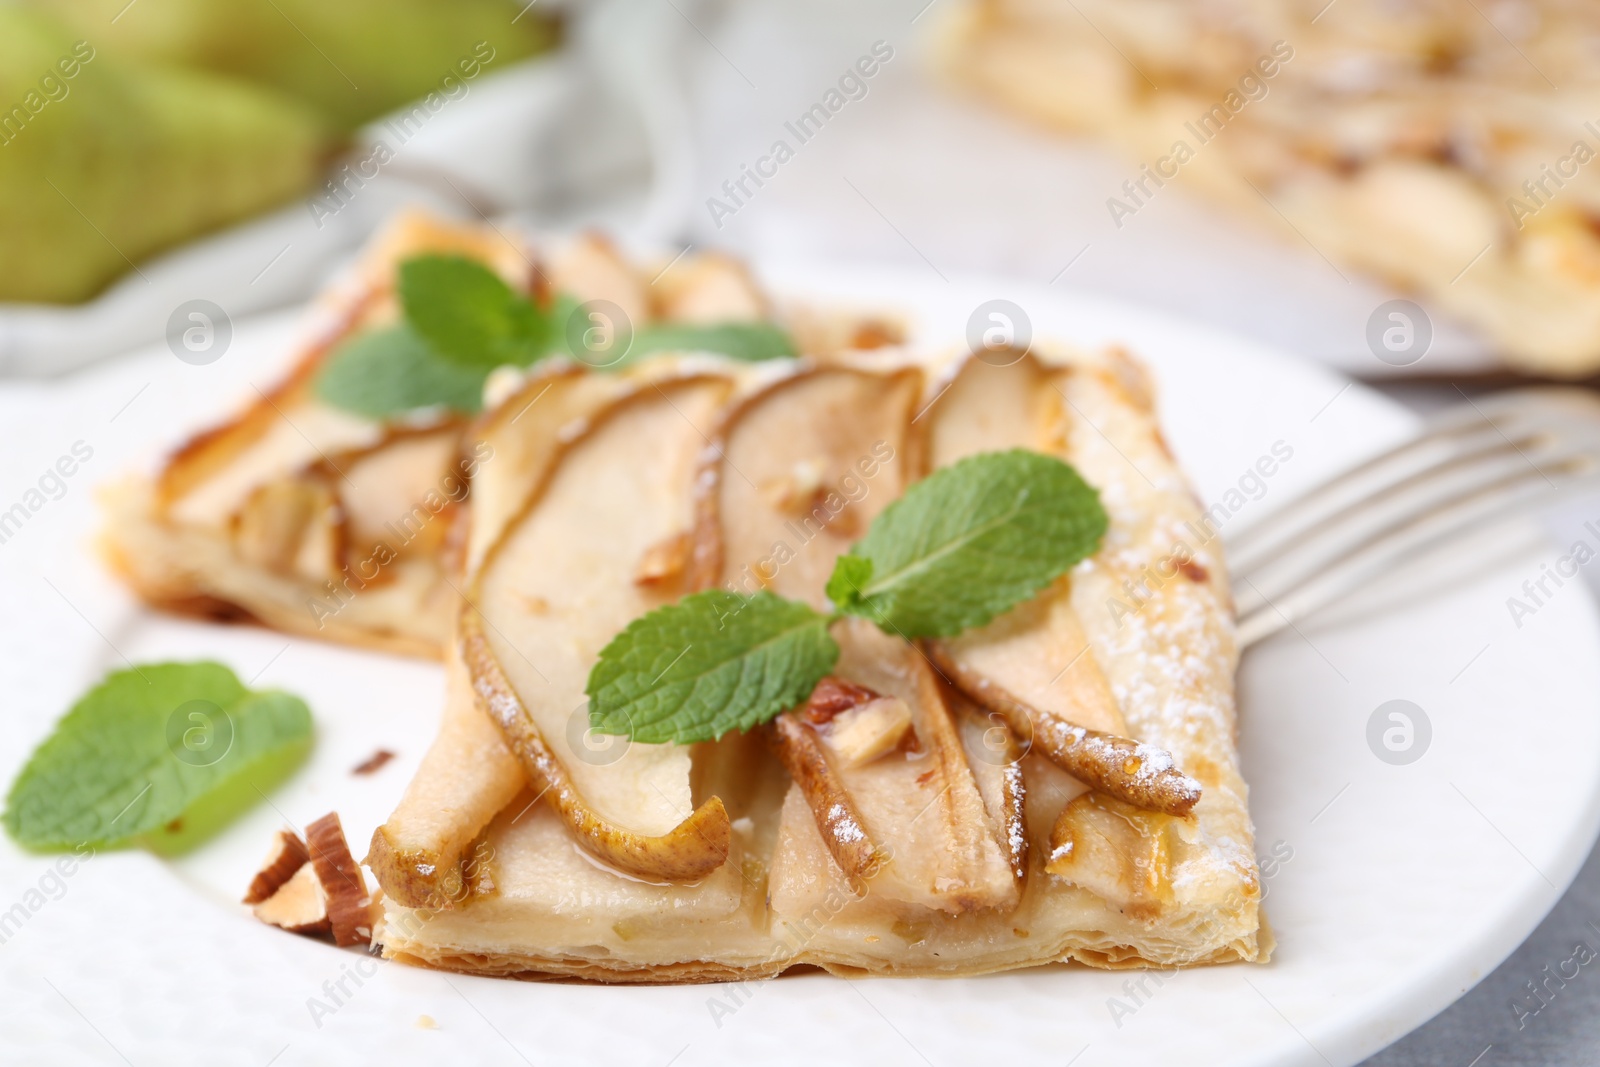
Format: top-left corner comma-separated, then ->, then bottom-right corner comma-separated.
951,694 -> 1030,887
917,349 -> 1220,917
768,620 -> 1019,914
917,347 -> 1128,732
690,364 -> 923,605
692,363 -> 1018,912
461,375 -> 738,883
460,364 -> 631,577
366,650 -> 524,909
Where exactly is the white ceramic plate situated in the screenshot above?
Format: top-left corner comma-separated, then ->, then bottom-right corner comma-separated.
1,264 -> 1596,1067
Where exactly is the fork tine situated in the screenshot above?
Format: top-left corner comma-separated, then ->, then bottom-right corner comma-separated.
1233,441 -> 1589,616
1229,431 -> 1543,578
1230,388 -> 1600,649
1227,389 -> 1600,572
1236,453 -> 1600,648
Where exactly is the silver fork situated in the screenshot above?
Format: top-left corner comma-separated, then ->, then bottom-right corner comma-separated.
1228,388 -> 1600,649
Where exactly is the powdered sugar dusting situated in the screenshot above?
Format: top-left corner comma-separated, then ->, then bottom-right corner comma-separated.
1059,359 -> 1259,893
827,802 -> 866,844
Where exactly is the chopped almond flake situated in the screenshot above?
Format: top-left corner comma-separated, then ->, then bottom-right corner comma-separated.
243,829 -> 311,905
352,749 -> 395,775
802,675 -> 880,724
306,812 -> 376,948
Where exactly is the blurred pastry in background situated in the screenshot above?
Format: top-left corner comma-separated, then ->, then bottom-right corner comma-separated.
940,0 -> 1600,377
2,1 -> 558,306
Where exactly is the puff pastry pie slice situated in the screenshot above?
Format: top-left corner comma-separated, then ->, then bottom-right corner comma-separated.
100,214 -> 894,657
370,342 -> 1268,980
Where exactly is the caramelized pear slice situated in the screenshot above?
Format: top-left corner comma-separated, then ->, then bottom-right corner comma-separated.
1046,792 -> 1184,921
650,251 -> 767,323
919,349 -> 1128,736
461,613 -> 731,883
332,424 -> 465,561
919,347 -> 1055,465
462,364 -> 631,576
770,621 -> 1020,914
465,376 -> 736,883
927,641 -> 1198,816
767,710 -> 884,882
929,584 -> 1129,735
550,232 -> 649,327
690,364 -> 922,605
366,651 -> 524,909
230,474 -> 341,582
953,698 -> 1029,886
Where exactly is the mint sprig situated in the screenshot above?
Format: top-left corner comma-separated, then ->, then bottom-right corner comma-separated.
828,449 -> 1109,637
399,255 -> 550,370
587,591 -> 837,745
587,451 -> 1107,744
625,321 -> 796,364
314,253 -> 801,421
314,324 -> 490,418
3,663 -> 313,851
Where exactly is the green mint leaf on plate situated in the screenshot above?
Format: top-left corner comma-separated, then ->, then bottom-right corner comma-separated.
627,321 -> 796,364
828,449 -> 1108,637
399,254 -> 549,369
314,324 -> 489,418
3,662 -> 313,851
587,590 -> 838,745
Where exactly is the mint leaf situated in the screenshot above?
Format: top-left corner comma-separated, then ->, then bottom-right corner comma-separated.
399,255 -> 548,369
4,663 -> 313,851
828,450 -> 1108,637
824,554 -> 873,611
587,590 -> 838,744
627,321 -> 796,364
314,325 -> 488,418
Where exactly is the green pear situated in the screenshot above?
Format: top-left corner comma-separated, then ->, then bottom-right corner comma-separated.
31,0 -> 559,130
0,9 -> 329,304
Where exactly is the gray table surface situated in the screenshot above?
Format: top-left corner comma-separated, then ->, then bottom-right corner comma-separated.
1353,383 -> 1600,1067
